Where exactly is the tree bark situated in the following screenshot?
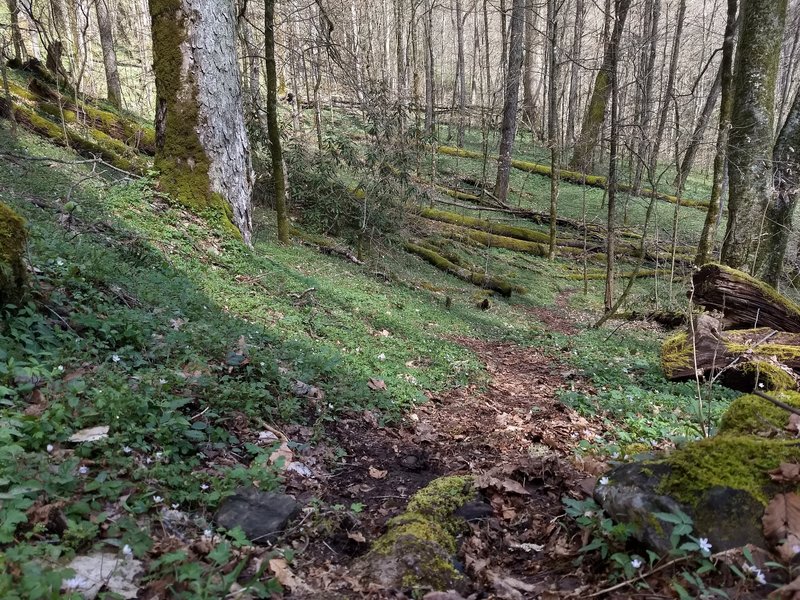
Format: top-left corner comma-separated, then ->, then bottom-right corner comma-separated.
695,0 -> 737,267
95,0 -> 122,109
565,0 -> 585,145
493,0 -> 526,203
569,0 -> 631,172
522,0 -> 539,132
454,0 -> 467,146
546,0 -> 560,259
264,0 -> 289,243
759,90 -> 800,286
423,0 -> 435,134
149,0 -> 253,244
720,0 -> 788,272
6,0 -> 25,63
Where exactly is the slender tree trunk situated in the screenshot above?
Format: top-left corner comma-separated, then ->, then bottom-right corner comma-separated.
95,0 -> 122,108
423,0 -> 435,134
547,0 -> 560,259
720,0 -> 788,272
6,0 -> 25,63
569,0 -> 632,172
758,90 -> 800,286
482,0 -> 492,102
566,0 -> 585,144
522,0 -> 539,131
149,0 -> 253,243
264,0 -> 289,243
675,63 -> 722,189
695,0 -> 737,267
493,0 -> 526,203
647,0 -> 686,181
631,0 -> 660,192
455,0 -> 467,146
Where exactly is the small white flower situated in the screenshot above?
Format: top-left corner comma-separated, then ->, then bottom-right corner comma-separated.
200,483 -> 210,491
57,365 -> 64,372
758,382 -> 765,388
56,259 -> 65,267
78,466 -> 89,475
611,452 -> 620,459
153,495 -> 163,503
203,529 -> 213,538
155,452 -> 163,459
743,563 -> 758,574
698,537 -> 712,554
583,510 -> 594,518
112,354 -> 121,363
377,353 -> 386,361
630,558 -> 642,569
756,571 -> 766,585
122,544 -> 132,557
171,503 -> 180,509
46,444 -> 54,453
63,575 -> 88,590
158,378 -> 167,385
145,457 -> 153,464
599,477 -> 609,486
123,445 -> 132,454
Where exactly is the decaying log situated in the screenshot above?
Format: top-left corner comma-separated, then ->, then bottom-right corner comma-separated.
404,242 -> 522,297
692,264 -> 800,332
661,314 -> 800,391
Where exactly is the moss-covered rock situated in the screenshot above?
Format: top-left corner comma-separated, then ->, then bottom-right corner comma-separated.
0,202 -> 27,306
356,476 -> 474,594
718,392 -> 800,436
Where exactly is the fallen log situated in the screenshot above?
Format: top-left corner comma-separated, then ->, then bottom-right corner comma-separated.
661,314 -> 800,391
692,264 -> 800,332
290,227 -> 363,265
404,242 -> 522,297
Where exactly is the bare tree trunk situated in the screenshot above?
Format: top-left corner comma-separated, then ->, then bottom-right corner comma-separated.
423,0 -> 435,134
522,0 -> 539,131
493,0 -> 525,203
6,0 -> 25,63
565,0 -> 585,145
95,0 -> 122,108
482,0 -> 492,102
647,0 -> 686,182
569,0 -> 631,172
695,0 -> 737,267
675,63 -> 722,189
759,90 -> 800,286
455,0 -> 467,146
631,0 -> 660,193
149,0 -> 253,244
264,0 -> 289,243
720,0 -> 788,272
547,0 -> 560,259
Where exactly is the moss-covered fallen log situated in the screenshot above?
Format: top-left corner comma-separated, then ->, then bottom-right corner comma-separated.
437,145 -> 709,209
404,242 -> 522,297
10,103 -> 145,173
289,227 -> 363,264
661,314 -> 800,390
693,264 -> 800,332
563,269 -> 659,280
354,476 -> 474,593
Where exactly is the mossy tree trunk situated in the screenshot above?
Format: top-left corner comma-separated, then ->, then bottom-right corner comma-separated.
149,0 -> 253,244
719,0 -> 788,273
493,0 -> 525,204
0,202 -> 27,307
569,0 -> 631,172
264,0 -> 289,244
694,0 -> 737,266
95,0 -> 123,109
758,90 -> 800,287
6,0 -> 25,63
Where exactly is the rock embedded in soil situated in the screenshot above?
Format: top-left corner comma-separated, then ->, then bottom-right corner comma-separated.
214,487 -> 300,544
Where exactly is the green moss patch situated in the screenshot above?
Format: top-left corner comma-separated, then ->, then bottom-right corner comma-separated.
659,435 -> 800,505
0,202 -> 27,306
719,392 -> 800,435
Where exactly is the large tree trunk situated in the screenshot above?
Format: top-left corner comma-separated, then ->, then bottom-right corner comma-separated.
493,0 -> 525,203
720,0 -> 788,272
760,90 -> 800,286
95,0 -> 123,109
569,0 -> 632,172
6,0 -> 25,63
265,0 -> 289,243
695,0 -> 737,266
565,0 -> 585,145
149,0 -> 253,244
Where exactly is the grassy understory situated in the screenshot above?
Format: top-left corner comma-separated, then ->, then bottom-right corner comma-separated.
0,114 -> 732,594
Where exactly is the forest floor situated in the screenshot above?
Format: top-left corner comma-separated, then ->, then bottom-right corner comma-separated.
0,108 -> 750,599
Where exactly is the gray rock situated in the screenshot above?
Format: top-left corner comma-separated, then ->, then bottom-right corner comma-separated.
214,487 -> 300,544
595,460 -> 768,554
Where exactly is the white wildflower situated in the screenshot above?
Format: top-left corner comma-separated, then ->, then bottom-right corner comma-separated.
78,466 -> 89,475
122,445 -> 132,454
377,353 -> 386,361
599,477 -> 609,486
200,483 -> 210,491
698,537 -> 712,555
63,575 -> 88,590
630,558 -> 642,569
756,571 -> 766,585
153,495 -> 163,503
122,544 -> 132,557
46,444 -> 54,453
112,354 -> 121,363
203,529 -> 213,538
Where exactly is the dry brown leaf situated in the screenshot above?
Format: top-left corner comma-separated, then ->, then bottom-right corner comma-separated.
367,378 -> 387,391
769,463 -> 800,484
763,492 -> 800,546
68,426 -> 110,443
268,442 -> 293,467
347,531 -> 367,543
269,558 -> 309,591
787,414 -> 800,435
368,466 -> 387,479
474,474 -> 530,496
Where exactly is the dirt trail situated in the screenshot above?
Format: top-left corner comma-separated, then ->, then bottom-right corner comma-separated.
292,325 -> 611,598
